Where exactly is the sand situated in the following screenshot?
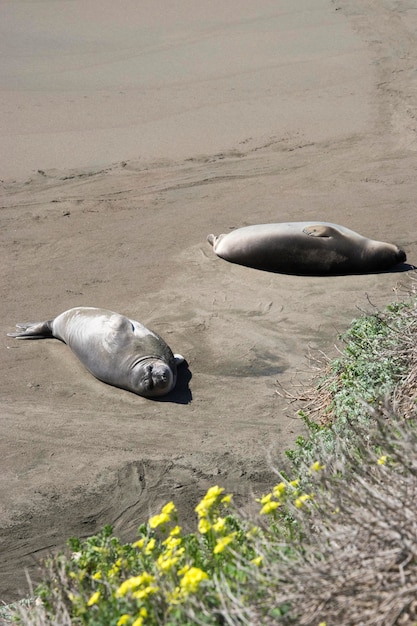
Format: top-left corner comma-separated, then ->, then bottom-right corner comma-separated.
1,0 -> 416,602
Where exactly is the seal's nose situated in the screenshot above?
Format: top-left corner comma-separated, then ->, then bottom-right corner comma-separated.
153,371 -> 167,386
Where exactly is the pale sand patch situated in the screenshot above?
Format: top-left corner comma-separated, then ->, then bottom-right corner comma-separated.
1,0 -> 371,179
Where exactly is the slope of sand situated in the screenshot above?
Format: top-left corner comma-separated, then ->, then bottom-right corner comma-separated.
1,0 -> 417,602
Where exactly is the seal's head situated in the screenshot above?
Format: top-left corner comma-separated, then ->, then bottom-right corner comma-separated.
396,247 -> 407,264
366,241 -> 407,271
132,358 -> 175,397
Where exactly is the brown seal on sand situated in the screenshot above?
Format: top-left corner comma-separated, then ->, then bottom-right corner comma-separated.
207,222 -> 406,275
8,307 -> 184,398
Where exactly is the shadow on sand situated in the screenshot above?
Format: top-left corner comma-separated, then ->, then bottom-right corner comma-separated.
153,360 -> 192,404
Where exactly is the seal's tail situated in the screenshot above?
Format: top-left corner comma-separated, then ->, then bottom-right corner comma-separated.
7,320 -> 53,339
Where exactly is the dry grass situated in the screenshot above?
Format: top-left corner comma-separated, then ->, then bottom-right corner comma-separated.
253,414 -> 417,625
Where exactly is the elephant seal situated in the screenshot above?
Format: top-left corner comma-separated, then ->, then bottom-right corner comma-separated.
7,307 -> 184,398
207,222 -> 406,275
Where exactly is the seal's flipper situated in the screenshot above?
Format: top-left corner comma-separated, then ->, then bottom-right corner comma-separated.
207,234 -> 217,246
174,354 -> 185,366
7,320 -> 53,339
303,225 -> 337,238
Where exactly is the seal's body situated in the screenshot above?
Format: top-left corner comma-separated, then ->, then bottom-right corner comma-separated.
8,307 -> 184,398
208,222 -> 406,275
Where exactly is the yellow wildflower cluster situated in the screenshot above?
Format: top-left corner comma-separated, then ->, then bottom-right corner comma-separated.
180,566 -> 208,593
309,461 -> 326,473
195,486 -> 231,518
133,536 -> 156,554
258,476 -> 315,515
74,482 -> 322,622
213,532 -> 236,555
294,493 -> 314,509
167,564 -> 209,604
107,557 -> 122,578
86,590 -> 101,606
116,607 -> 148,626
259,492 -> 282,516
148,501 -> 176,529
156,526 -> 185,573
116,572 -> 158,600
194,486 -> 237,556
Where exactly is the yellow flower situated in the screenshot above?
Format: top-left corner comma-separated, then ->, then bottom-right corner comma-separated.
198,518 -> 211,534
289,479 -> 299,488
149,513 -> 170,529
205,486 -> 225,499
144,538 -> 156,554
310,461 -> 325,472
177,564 -> 190,576
213,533 -> 236,554
157,554 -> 180,572
149,501 -> 176,529
117,615 -> 131,626
273,482 -> 287,498
377,455 -> 388,465
108,558 -> 122,577
131,607 -> 148,625
294,494 -> 313,508
180,567 -> 208,594
221,494 -> 233,505
251,555 -> 263,567
161,501 -> 176,516
212,517 -> 227,533
195,486 -> 225,517
260,500 -> 281,515
133,537 -> 145,549
166,587 -> 182,604
169,525 -> 182,536
131,585 -> 159,600
87,591 -> 101,606
116,573 -> 155,597
92,571 -> 102,581
162,535 -> 182,550
259,492 -> 273,505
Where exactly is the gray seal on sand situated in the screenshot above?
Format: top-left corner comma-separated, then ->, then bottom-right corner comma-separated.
207,222 -> 407,275
8,307 -> 184,398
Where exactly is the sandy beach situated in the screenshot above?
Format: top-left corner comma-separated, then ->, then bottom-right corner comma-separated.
1,0 -> 417,602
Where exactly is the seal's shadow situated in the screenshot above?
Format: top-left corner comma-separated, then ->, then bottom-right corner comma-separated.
153,360 -> 192,404
242,261 -> 416,276
385,262 -> 416,274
